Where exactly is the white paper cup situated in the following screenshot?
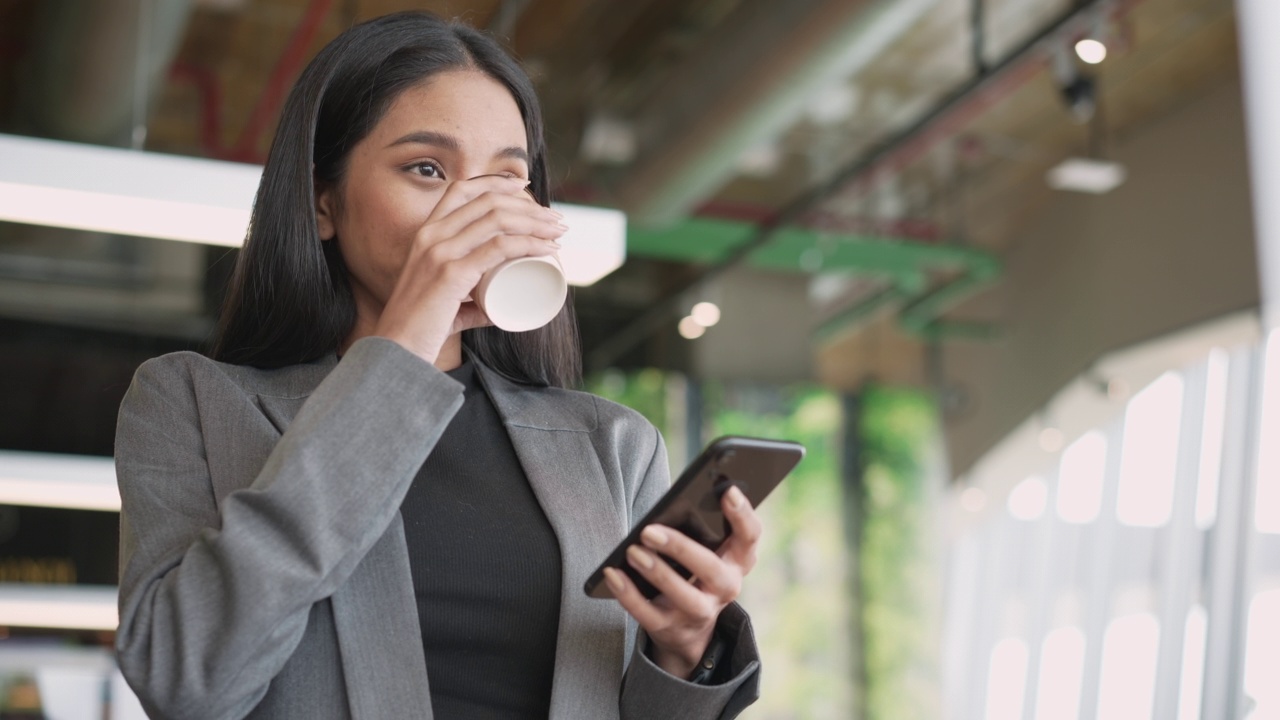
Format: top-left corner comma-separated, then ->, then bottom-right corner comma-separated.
473,255 -> 567,332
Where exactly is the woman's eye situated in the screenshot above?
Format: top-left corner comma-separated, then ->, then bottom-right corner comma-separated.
410,162 -> 444,179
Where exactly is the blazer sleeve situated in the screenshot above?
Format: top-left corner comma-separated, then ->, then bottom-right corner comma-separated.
619,425 -> 763,720
114,337 -> 464,720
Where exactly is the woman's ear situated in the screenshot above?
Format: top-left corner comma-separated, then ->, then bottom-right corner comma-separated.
316,184 -> 337,241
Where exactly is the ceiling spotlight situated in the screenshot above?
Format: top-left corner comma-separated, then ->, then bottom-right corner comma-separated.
1059,74 -> 1097,124
690,301 -> 721,327
678,316 -> 706,340
1075,38 -> 1107,65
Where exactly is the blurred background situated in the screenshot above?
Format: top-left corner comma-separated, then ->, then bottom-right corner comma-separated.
0,0 -> 1277,717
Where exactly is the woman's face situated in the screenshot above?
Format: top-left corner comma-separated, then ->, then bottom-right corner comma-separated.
316,68 -> 531,309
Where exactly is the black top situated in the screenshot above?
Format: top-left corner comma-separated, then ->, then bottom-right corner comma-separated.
400,360 -> 563,719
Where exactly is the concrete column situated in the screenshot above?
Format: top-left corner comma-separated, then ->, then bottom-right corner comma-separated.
1237,0 -> 1280,330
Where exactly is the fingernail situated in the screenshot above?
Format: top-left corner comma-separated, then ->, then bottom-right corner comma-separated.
641,526 -> 668,547
627,545 -> 655,570
604,567 -> 625,593
727,486 -> 746,509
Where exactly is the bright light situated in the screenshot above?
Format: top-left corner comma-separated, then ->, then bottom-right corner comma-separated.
1033,626 -> 1085,720
1177,606 -> 1207,720
1116,372 -> 1184,527
0,133 -> 625,286
1196,350 -> 1229,528
961,487 -> 987,512
1039,426 -> 1065,453
1256,329 -> 1280,533
0,585 -> 118,630
985,637 -> 1029,720
1096,613 -> 1160,720
678,316 -> 706,340
1057,430 -> 1107,523
690,301 -> 722,327
0,450 -> 120,511
1008,476 -> 1048,521
1075,38 -> 1108,64
1244,590 -> 1280,718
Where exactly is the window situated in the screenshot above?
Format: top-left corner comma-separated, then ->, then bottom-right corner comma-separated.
1057,431 -> 1107,524
1116,373 -> 1183,527
1096,613 -> 1160,720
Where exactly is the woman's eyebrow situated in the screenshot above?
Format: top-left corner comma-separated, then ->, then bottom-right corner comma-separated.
387,130 -> 529,164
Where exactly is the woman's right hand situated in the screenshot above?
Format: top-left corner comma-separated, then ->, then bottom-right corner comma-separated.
372,175 -> 568,364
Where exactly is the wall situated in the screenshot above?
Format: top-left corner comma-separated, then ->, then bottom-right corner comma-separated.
944,75 -> 1260,476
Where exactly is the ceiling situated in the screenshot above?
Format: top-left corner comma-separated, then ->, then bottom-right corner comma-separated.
0,0 -> 1243,386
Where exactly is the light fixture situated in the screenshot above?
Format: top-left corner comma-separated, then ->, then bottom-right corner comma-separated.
0,584 -> 118,630
677,316 -> 706,339
690,301 -> 721,327
0,450 -> 121,512
1074,38 -> 1107,65
0,133 -> 627,286
1046,157 -> 1127,194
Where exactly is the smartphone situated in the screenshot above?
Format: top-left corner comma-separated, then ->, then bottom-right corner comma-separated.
583,435 -> 805,600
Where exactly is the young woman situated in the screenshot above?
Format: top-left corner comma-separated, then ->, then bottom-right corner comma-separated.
114,11 -> 763,719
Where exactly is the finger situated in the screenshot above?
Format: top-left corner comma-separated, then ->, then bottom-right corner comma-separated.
603,567 -> 668,631
717,486 -> 763,572
639,526 -> 742,603
426,197 -> 566,257
427,174 -> 533,223
625,544 -> 719,615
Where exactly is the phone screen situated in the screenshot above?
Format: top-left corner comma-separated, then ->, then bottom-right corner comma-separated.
584,436 -> 804,599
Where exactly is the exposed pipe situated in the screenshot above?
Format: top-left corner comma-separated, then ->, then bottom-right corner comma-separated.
14,0 -> 193,146
587,0 -> 1120,370
615,0 -> 945,229
1237,0 -> 1280,331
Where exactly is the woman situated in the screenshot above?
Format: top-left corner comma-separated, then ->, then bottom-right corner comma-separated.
114,11 -> 763,720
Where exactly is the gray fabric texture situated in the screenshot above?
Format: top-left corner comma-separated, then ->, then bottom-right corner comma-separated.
114,336 -> 761,719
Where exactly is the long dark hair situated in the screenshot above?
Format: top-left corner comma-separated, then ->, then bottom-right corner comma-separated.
211,11 -> 580,388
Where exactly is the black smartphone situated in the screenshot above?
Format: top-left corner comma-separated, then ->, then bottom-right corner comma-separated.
583,435 -> 805,600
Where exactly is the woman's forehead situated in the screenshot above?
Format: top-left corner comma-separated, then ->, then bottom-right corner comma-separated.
375,70 -> 527,151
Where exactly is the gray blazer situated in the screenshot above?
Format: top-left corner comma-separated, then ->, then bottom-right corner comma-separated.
114,336 -> 760,719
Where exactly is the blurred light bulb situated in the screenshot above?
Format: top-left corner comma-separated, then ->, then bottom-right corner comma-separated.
690,302 -> 721,327
1039,426 -> 1065,453
961,487 -> 987,512
1075,38 -> 1107,64
678,316 -> 706,340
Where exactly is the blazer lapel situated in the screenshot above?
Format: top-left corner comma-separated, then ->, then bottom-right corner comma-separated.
475,364 -> 631,720
252,363 -> 434,719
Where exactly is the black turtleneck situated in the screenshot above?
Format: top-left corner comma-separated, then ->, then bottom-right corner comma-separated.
400,360 -> 563,719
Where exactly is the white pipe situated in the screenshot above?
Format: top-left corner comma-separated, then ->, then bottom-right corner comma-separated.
1237,0 -> 1280,330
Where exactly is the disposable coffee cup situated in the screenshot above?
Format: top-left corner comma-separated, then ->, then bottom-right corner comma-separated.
472,255 -> 568,332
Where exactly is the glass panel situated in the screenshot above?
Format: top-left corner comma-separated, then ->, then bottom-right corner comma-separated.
1057,431 -> 1107,524
1096,613 -> 1161,720
1033,625 -> 1086,720
1008,475 -> 1048,521
985,637 -> 1029,720
1244,589 -> 1280,719
1116,372 -> 1184,527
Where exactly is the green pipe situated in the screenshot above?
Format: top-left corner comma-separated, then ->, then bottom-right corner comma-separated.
628,216 -> 1002,341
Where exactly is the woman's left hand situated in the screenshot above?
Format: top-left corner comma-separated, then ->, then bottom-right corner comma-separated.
604,485 -> 762,680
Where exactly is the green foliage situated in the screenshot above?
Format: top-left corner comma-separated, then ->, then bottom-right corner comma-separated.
585,370 -> 855,719
857,386 -> 942,720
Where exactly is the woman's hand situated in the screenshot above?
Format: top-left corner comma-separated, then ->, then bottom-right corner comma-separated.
604,486 -> 763,680
373,175 -> 567,364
